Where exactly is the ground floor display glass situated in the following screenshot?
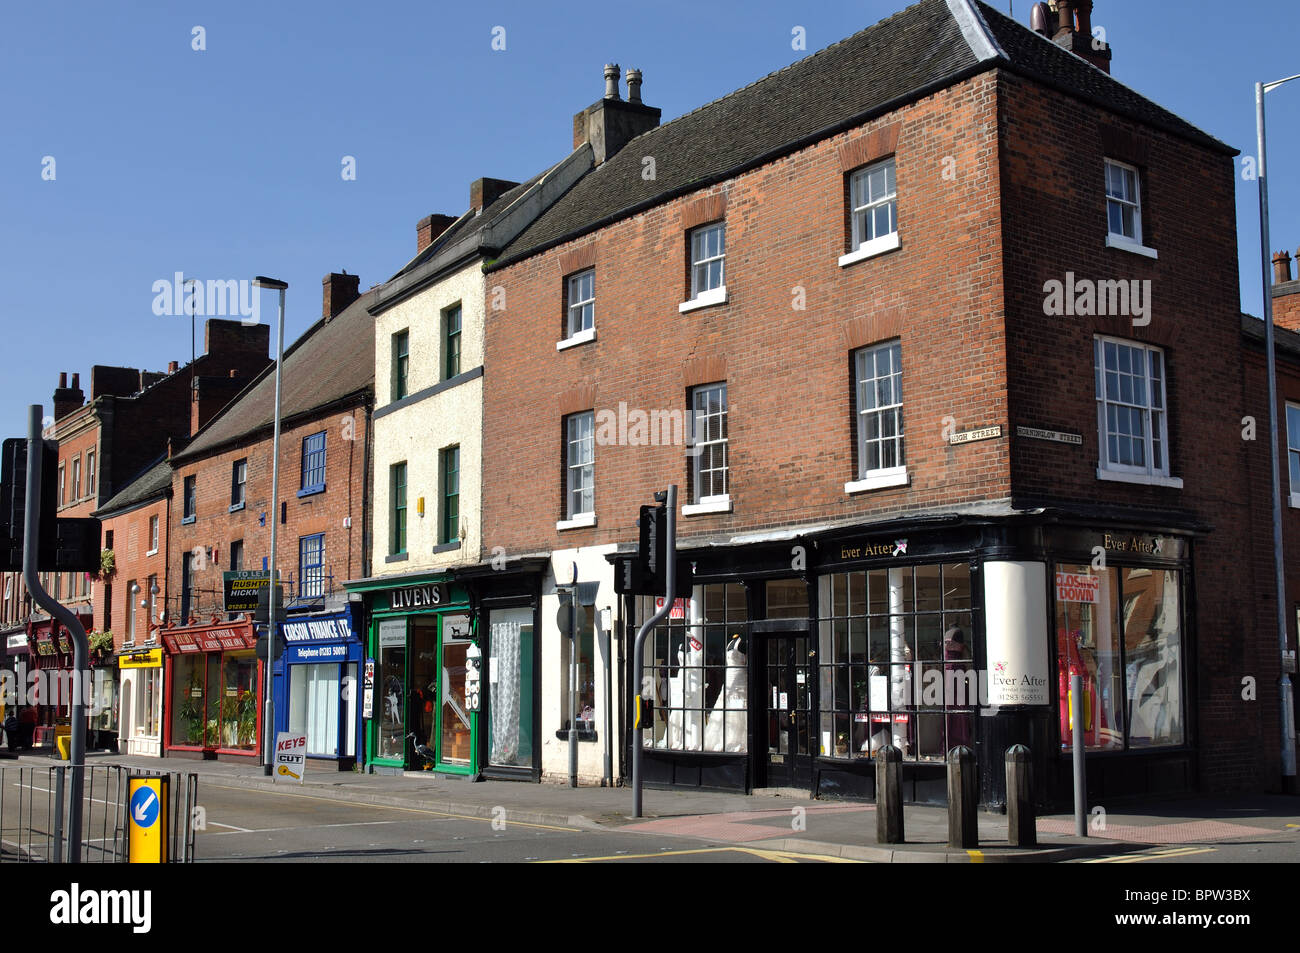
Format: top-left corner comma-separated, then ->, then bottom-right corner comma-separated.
488,607 -> 535,769
376,619 -> 407,761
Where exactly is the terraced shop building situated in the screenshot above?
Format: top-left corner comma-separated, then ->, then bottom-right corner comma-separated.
479,0 -> 1276,804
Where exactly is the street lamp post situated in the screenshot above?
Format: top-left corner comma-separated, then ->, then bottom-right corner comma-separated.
252,276 -> 288,776
1257,74 -> 1300,791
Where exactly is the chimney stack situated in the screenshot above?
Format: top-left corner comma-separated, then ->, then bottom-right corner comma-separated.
470,178 -> 520,213
168,360 -> 179,374
52,371 -> 85,421
1046,0 -> 1111,73
1275,250 -> 1294,286
416,213 -> 457,253
322,271 -> 361,320
1272,246 -> 1300,333
573,64 -> 662,165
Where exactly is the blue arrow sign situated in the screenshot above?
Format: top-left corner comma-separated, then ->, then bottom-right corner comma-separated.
130,786 -> 160,828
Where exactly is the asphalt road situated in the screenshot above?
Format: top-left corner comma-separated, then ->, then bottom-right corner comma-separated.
192,782 -> 856,863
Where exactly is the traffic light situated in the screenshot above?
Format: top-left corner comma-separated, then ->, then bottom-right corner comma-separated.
614,504 -> 692,597
0,437 -> 100,573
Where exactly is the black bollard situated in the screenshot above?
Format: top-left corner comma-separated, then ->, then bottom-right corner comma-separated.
946,745 -> 978,849
875,744 -> 904,844
1005,744 -> 1036,847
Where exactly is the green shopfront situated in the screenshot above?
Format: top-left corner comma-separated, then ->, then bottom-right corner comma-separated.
352,574 -> 478,775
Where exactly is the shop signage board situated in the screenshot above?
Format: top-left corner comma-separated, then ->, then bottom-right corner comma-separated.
1056,571 -> 1099,604
118,648 -> 163,669
362,658 -> 375,719
274,731 -> 307,783
162,627 -> 257,654
1016,425 -> 1083,445
127,775 -> 169,864
387,583 -> 446,610
223,570 -> 270,613
984,561 -> 1051,707
465,644 -> 481,712
281,616 -> 352,643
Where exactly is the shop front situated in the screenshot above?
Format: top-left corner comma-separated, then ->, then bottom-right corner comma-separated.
117,645 -> 164,756
270,608 -> 364,769
350,574 -> 478,775
26,614 -> 106,749
621,514 -> 1195,807
2,628 -> 28,746
161,620 -> 262,760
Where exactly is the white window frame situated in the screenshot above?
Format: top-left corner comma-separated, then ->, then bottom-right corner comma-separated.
86,449 -> 96,497
561,411 -> 595,525
685,383 -> 730,514
682,222 -> 727,311
147,515 -> 159,556
565,269 -> 595,339
1095,336 -> 1180,487
847,340 -> 907,494
841,158 -> 900,266
1287,403 -> 1300,508
1104,158 -> 1157,259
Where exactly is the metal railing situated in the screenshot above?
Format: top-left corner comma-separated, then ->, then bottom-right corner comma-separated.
0,763 -> 198,863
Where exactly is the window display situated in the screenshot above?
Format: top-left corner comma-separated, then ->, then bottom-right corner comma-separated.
376,619 -> 406,761
818,563 -> 974,762
488,607 -> 535,769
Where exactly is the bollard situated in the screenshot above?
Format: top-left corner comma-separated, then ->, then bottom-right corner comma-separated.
875,744 -> 904,844
1005,744 -> 1036,847
946,745 -> 978,849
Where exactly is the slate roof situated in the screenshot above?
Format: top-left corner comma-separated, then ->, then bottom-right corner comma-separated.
93,457 -> 171,517
171,289 -> 378,463
1240,313 -> 1300,361
491,0 -> 1232,270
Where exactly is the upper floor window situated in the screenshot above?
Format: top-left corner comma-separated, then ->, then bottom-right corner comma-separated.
299,534 -> 325,598
231,458 -> 247,509
1095,337 -> 1171,481
71,456 -> 81,500
390,462 -> 407,556
148,515 -> 160,554
440,446 -> 460,545
58,464 -> 66,505
690,383 -> 729,504
690,223 -> 726,301
564,411 -> 595,521
443,304 -> 462,380
229,539 -> 244,572
300,432 -> 326,495
1288,404 -> 1300,508
182,475 -> 197,522
849,340 -> 907,492
392,330 -> 410,401
1105,159 -> 1142,244
567,270 -> 595,337
86,450 -> 96,497
846,157 -> 899,263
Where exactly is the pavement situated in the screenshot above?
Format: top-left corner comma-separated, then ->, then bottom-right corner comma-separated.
6,749 -> 1300,863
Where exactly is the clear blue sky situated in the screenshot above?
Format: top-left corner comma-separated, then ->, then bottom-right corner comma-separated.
2,0 -> 1298,444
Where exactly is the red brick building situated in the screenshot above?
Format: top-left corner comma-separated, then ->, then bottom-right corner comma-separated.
162,274 -> 373,765
475,0 -> 1275,803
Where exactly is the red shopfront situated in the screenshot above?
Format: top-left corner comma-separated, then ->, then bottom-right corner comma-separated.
27,615 -> 98,747
162,620 -> 263,759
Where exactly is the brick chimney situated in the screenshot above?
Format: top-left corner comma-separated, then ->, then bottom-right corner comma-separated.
322,271 -> 361,320
470,178 -> 520,213
1273,247 -> 1300,333
417,214 -> 457,254
52,371 -> 85,421
573,63 -> 662,165
1050,1 -> 1111,74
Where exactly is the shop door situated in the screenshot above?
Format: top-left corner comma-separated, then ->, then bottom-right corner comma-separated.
761,634 -> 813,789
408,619 -> 439,768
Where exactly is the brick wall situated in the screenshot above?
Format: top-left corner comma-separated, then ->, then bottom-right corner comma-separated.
95,497 -> 169,648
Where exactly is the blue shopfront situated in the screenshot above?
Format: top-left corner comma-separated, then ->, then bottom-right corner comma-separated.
269,608 -> 364,770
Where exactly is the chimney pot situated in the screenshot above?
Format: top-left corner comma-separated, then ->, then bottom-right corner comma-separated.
71,373 -> 79,390
168,360 -> 179,374
1056,0 -> 1076,35
1275,251 -> 1294,286
229,369 -> 239,379
626,68 -> 643,104
58,372 -> 67,389
604,63 -> 621,100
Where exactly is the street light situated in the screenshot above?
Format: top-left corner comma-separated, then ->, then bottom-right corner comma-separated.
252,275 -> 288,777
1256,73 -> 1300,792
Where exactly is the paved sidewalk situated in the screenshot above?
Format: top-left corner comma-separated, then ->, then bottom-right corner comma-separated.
10,751 -> 1300,863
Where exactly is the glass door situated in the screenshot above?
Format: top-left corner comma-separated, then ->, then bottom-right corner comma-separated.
437,627 -> 474,770
762,634 -> 812,788
409,618 -> 439,768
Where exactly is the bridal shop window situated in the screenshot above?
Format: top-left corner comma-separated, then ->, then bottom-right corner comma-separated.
640,583 -> 748,753
817,563 -> 975,762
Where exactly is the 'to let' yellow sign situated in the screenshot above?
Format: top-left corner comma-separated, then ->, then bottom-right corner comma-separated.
127,776 -> 169,864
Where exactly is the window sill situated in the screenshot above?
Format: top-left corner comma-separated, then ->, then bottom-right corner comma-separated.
556,328 -> 596,351
181,515 -> 196,526
679,286 -> 728,314
1096,468 -> 1183,489
845,468 -> 909,494
229,502 -> 245,513
1105,235 -> 1158,260
1290,493 -> 1300,510
145,549 -> 158,558
297,485 -> 325,499
556,513 -> 596,531
682,497 -> 732,516
384,552 -> 409,564
839,232 -> 901,267
431,541 -> 461,554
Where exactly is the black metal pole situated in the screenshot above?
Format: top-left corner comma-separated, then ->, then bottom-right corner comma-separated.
632,485 -> 676,818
